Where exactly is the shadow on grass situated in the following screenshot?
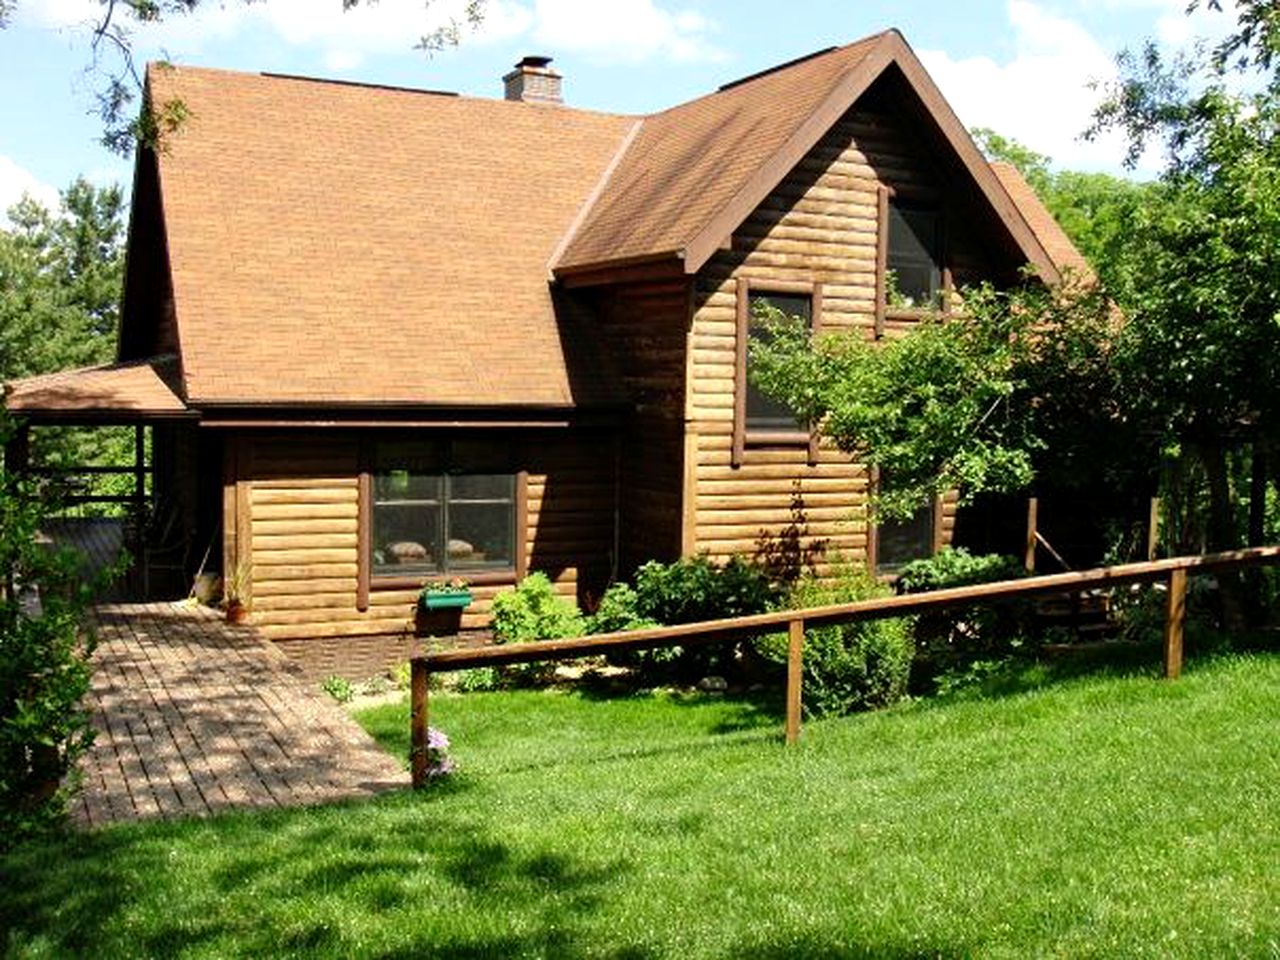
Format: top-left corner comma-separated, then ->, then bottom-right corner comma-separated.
0,790 -> 634,958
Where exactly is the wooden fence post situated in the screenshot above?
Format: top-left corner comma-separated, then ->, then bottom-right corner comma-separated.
1025,497 -> 1039,572
1163,567 -> 1187,680
410,659 -> 429,788
785,617 -> 804,745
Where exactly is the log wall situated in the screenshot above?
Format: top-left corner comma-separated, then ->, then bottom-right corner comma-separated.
686,105 -> 992,568
223,430 -> 614,655
593,282 -> 688,571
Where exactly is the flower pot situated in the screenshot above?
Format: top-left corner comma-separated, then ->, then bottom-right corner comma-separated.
420,589 -> 473,611
225,600 -> 249,624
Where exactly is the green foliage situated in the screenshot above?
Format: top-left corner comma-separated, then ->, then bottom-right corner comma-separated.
754,564 -> 913,717
320,675 -> 354,704
896,547 -> 1026,594
749,291 -> 1047,517
490,573 -> 584,686
583,582 -> 658,636
632,555 -> 778,626
626,556 -> 779,679
896,548 -> 1034,689
491,572 -> 584,644
0,427 -> 97,847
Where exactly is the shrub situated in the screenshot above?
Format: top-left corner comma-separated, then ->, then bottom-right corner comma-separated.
752,564 -> 913,717
321,675 -> 354,703
630,556 -> 780,681
583,583 -> 659,635
0,461 -> 98,847
491,572 -> 584,643
896,547 -> 1032,688
491,573 -> 584,685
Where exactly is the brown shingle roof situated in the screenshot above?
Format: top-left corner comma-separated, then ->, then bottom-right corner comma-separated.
555,35 -> 885,273
4,356 -> 189,420
989,161 -> 1093,278
150,66 -> 635,407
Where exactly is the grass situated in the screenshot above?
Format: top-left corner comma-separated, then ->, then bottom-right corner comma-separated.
3,652 -> 1280,958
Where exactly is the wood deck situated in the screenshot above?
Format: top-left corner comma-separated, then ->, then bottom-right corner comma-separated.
74,601 -> 408,826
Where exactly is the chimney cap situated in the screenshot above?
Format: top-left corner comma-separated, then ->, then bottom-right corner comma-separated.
516,55 -> 554,70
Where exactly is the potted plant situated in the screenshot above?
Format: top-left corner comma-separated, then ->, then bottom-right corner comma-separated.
223,562 -> 251,624
419,578 -> 473,611
415,578 -> 472,635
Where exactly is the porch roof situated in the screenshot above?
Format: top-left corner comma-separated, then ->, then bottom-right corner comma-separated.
3,355 -> 192,423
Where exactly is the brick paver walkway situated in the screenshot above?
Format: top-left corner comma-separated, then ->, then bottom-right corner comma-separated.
75,602 -> 408,826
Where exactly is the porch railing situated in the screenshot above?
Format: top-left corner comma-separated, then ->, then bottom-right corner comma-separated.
409,545 -> 1280,787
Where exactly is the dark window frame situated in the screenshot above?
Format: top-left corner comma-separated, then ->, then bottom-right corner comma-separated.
732,277 -> 823,466
866,467 -> 944,578
875,185 -> 951,338
356,438 -> 527,609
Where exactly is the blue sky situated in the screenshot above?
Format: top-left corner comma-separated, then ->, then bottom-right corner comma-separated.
0,0 -> 1240,214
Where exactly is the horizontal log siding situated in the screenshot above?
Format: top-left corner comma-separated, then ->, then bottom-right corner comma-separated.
595,282 -> 688,572
230,431 -> 613,643
690,109 -> 974,567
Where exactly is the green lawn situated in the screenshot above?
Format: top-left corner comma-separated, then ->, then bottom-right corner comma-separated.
3,654 -> 1279,958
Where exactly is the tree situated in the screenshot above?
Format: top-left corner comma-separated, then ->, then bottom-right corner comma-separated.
1,0 -> 486,153
971,127 -> 1154,290
0,416 -> 100,845
1,180 -> 132,483
747,279 -> 1125,521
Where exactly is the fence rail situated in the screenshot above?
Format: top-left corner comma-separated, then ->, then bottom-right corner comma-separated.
409,545 -> 1280,786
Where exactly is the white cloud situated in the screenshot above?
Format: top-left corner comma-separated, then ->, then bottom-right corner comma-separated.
524,0 -> 724,63
920,0 -> 1157,175
0,155 -> 60,220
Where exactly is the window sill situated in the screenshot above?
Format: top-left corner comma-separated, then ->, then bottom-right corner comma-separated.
744,430 -> 810,448
884,307 -> 942,321
372,570 -> 517,591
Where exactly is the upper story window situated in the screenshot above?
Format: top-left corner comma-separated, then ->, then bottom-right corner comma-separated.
886,201 -> 943,311
746,290 -> 811,435
371,440 -> 516,578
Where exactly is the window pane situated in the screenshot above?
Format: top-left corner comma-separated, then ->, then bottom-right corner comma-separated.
373,500 -> 441,574
877,502 -> 934,574
447,500 -> 514,570
888,204 -> 941,308
747,292 -> 810,433
450,474 -> 514,501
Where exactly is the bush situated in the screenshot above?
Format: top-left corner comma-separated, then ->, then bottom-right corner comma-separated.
896,548 -> 1032,688
491,573 -> 584,685
491,572 -> 584,643
0,462 -> 98,847
629,556 -> 780,681
583,583 -> 659,635
752,564 -> 913,717
321,675 -> 354,703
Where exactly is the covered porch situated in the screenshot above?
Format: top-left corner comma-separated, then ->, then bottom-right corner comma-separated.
4,356 -> 211,601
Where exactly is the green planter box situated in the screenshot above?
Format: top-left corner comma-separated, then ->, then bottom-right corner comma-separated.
419,589 -> 473,611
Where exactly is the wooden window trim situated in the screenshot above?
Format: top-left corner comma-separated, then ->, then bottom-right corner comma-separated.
876,187 -> 951,331
866,464 -> 943,579
357,443 -> 526,599
732,277 -> 823,467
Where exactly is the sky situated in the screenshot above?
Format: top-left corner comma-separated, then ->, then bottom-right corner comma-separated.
0,0 -> 1241,215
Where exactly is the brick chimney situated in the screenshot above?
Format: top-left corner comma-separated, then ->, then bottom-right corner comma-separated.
503,55 -> 562,104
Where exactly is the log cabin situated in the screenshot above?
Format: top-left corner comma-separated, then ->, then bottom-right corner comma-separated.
3,30 -> 1089,678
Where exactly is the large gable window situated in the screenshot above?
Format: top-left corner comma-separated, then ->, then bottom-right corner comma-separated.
369,441 -> 516,579
887,202 -> 942,309
876,188 -> 948,336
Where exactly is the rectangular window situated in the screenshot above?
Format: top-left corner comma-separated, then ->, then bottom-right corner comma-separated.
746,290 -> 811,434
370,441 -> 515,577
875,500 -> 937,575
887,202 -> 942,311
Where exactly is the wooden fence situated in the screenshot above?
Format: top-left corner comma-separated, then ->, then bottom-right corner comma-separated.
409,545 -> 1280,786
